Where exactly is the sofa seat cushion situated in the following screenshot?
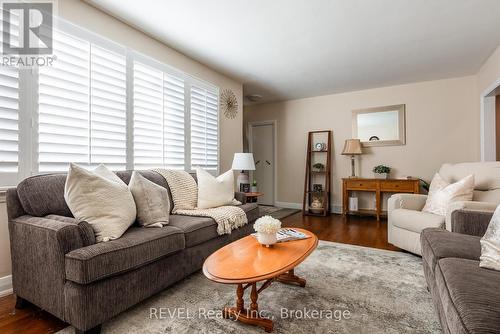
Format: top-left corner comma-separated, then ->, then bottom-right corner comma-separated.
65,226 -> 184,284
436,258 -> 500,334
391,208 -> 444,233
169,203 -> 259,247
421,228 -> 481,275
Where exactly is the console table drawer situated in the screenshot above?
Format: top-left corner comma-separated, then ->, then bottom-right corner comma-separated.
345,180 -> 378,190
380,181 -> 414,192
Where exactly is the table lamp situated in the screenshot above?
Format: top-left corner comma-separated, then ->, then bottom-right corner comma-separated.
341,139 -> 363,177
231,153 -> 256,191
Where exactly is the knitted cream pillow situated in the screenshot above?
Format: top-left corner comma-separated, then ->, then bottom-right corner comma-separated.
64,163 -> 136,242
422,173 -> 474,216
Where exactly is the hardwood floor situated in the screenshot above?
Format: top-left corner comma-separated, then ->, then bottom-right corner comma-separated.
0,212 -> 399,334
283,212 -> 401,251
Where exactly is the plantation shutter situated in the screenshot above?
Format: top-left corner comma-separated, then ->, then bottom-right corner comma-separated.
38,30 -> 90,172
0,7 -> 20,179
90,45 -> 127,169
133,61 -> 186,169
38,30 -> 127,172
133,61 -> 164,169
190,85 -> 218,171
163,74 -> 185,169
0,66 -> 19,174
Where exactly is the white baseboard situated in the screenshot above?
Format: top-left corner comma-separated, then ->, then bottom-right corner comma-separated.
275,201 -> 342,214
275,201 -> 302,209
0,275 -> 12,297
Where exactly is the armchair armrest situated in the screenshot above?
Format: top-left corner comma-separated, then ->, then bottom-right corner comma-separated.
8,214 -> 94,320
388,193 -> 428,212
446,201 -> 497,234
235,191 -> 247,205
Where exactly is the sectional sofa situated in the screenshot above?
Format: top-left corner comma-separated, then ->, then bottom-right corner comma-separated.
7,170 -> 259,334
421,208 -> 500,333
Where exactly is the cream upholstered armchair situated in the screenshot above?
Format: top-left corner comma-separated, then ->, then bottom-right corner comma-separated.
388,162 -> 500,255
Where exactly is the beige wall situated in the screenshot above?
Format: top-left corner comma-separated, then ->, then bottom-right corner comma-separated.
0,0 -> 243,286
478,45 -> 500,95
244,76 -> 479,210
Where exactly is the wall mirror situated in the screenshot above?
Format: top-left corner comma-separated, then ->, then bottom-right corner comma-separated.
352,104 -> 406,147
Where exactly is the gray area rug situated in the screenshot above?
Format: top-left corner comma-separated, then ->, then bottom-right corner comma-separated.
259,206 -> 301,220
58,241 -> 440,334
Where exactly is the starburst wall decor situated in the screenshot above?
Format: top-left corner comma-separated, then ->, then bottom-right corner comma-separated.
220,89 -> 238,119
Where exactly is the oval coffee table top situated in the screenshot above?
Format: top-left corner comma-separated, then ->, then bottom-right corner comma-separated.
203,228 -> 318,284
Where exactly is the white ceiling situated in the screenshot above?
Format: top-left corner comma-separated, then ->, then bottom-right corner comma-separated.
87,0 -> 500,104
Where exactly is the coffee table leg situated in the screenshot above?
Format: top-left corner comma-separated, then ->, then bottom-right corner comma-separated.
223,283 -> 273,332
276,269 -> 306,287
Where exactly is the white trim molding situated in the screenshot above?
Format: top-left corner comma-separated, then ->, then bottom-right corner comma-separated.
275,201 -> 342,214
480,77 -> 500,161
248,120 -> 278,206
0,275 -> 13,297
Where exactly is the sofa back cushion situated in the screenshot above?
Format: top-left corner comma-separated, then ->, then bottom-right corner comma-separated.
16,170 -> 176,217
439,162 -> 500,203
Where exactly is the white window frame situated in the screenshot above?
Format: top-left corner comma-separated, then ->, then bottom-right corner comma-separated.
0,16 -> 220,187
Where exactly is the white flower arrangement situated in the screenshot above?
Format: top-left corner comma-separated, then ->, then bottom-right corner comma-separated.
254,215 -> 281,234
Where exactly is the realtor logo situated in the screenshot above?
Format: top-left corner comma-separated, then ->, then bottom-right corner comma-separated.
2,2 -> 53,55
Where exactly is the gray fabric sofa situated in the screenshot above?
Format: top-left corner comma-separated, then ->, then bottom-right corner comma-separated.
421,208 -> 500,334
7,170 -> 259,334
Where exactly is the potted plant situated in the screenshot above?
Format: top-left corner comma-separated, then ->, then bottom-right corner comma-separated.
312,162 -> 325,172
251,180 -> 258,193
253,216 -> 281,247
373,165 -> 391,179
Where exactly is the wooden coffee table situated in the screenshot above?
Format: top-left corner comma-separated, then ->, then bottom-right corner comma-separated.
202,228 -> 318,332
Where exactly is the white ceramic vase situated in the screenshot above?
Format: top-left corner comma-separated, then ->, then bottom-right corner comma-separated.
257,232 -> 277,247
251,186 -> 258,193
374,173 -> 388,179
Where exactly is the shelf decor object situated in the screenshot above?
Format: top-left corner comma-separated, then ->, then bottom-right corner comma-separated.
302,130 -> 332,216
220,89 -> 238,119
232,153 -> 256,191
341,139 -> 363,177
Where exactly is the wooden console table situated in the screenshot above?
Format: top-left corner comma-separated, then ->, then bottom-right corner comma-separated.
342,178 -> 420,221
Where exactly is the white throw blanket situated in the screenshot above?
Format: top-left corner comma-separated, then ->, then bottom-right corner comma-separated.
154,169 -> 248,235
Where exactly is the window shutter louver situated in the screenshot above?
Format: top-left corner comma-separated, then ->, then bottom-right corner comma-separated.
0,9 -> 20,176
0,66 -> 19,174
38,30 -> 127,172
133,61 -> 186,170
163,74 -> 185,169
190,85 -> 218,171
133,62 -> 164,169
38,31 -> 90,172
90,45 -> 127,169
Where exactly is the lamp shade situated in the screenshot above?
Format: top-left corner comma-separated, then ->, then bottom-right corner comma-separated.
341,139 -> 363,155
231,153 -> 256,170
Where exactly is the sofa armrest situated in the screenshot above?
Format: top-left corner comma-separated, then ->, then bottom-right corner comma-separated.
8,215 -> 94,319
445,201 -> 497,232
388,193 -> 428,212
447,202 -> 497,237
235,192 -> 247,204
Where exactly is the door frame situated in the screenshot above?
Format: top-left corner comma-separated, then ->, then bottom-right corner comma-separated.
480,77 -> 500,161
248,120 -> 277,206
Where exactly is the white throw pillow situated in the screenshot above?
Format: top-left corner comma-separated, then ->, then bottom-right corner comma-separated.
480,205 -> 500,271
196,168 -> 240,209
64,163 -> 137,242
422,173 -> 474,216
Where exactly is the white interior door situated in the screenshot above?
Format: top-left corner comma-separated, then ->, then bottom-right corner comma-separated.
251,123 -> 274,205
